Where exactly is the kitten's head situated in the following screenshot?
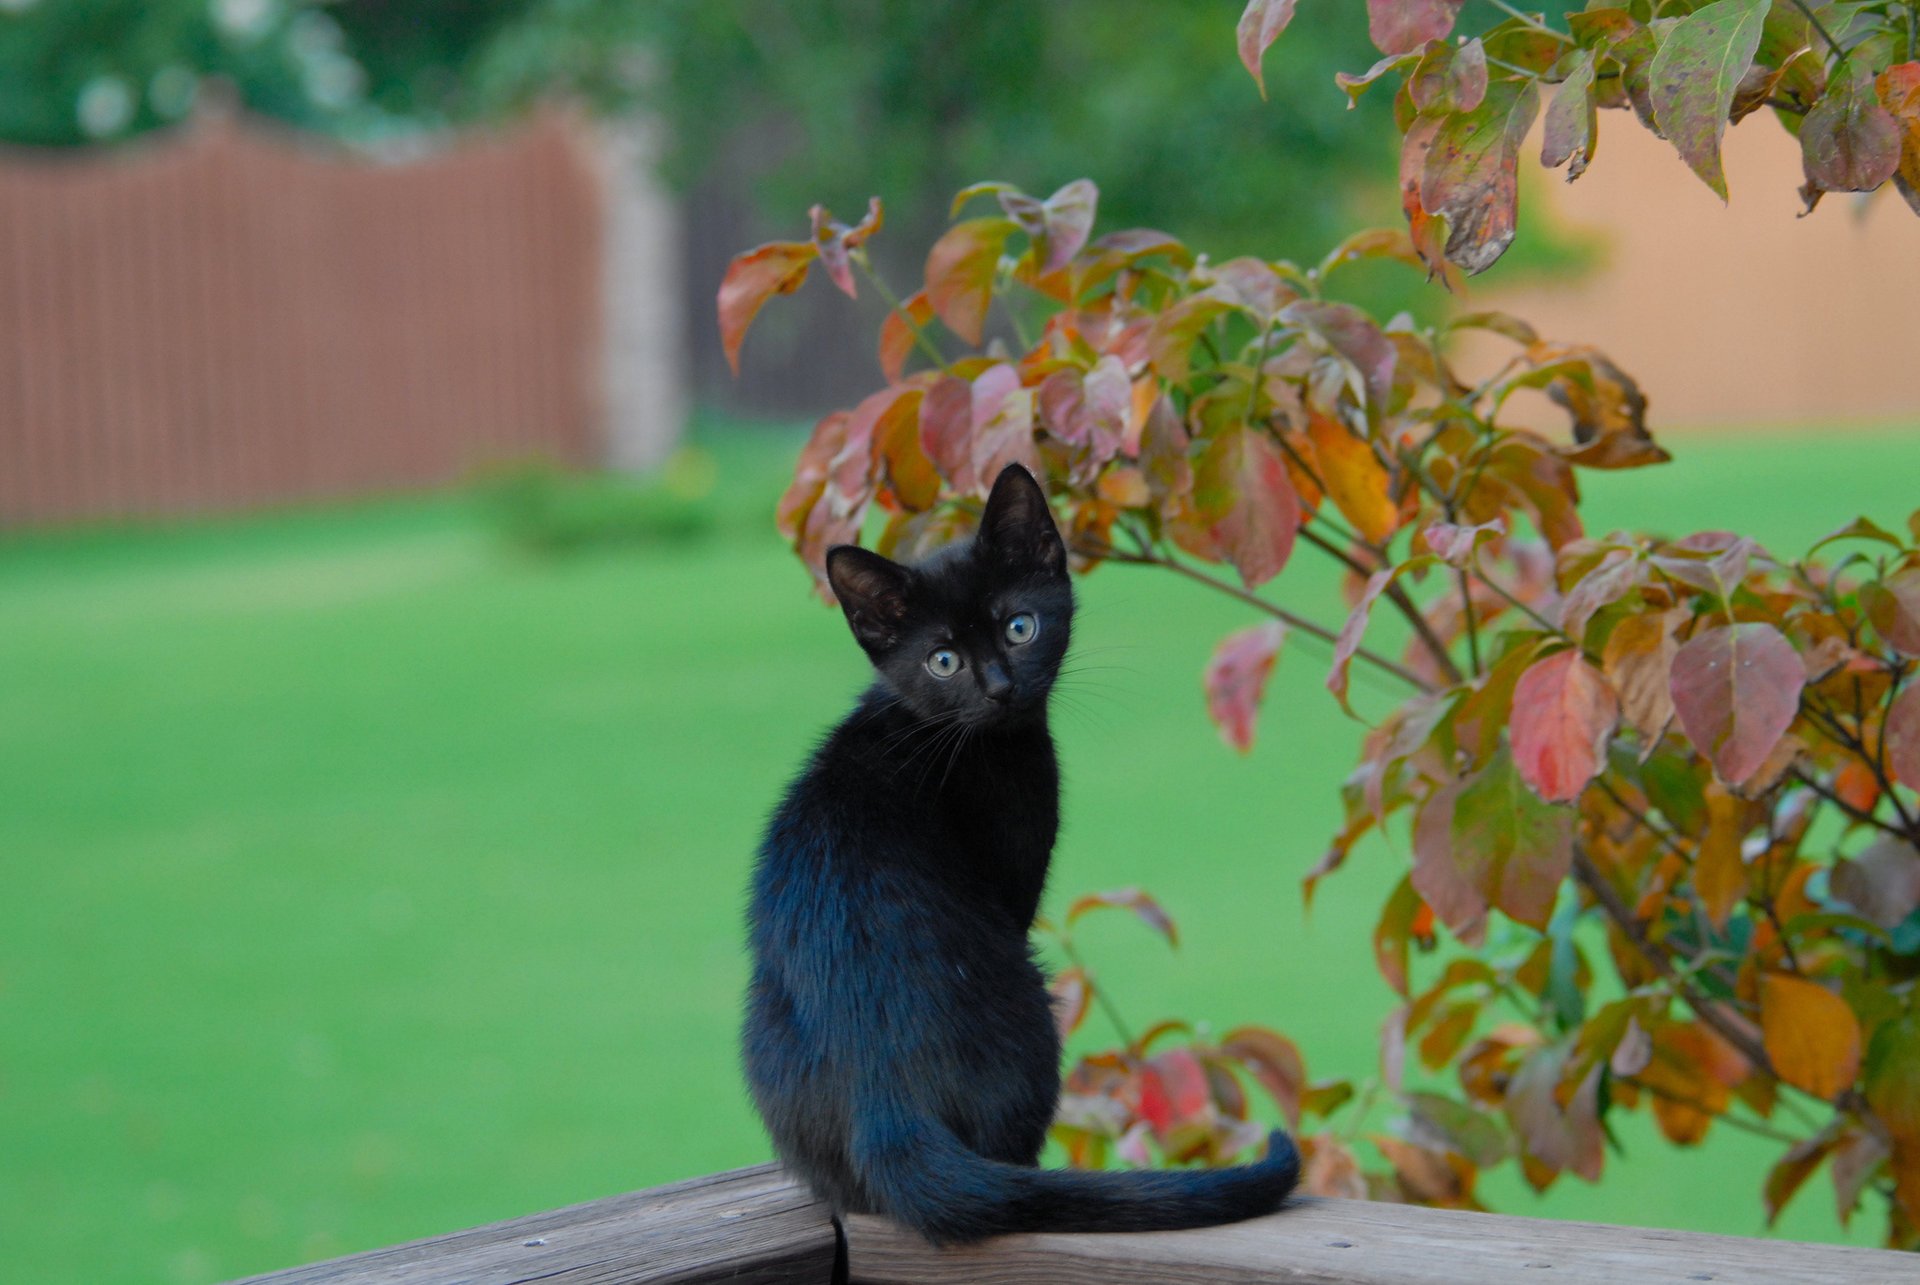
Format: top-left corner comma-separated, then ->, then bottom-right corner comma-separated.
825,464 -> 1072,728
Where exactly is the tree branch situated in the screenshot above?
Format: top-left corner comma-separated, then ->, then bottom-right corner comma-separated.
1086,543 -> 1435,693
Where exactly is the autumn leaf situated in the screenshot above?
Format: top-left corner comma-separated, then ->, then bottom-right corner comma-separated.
808,197 -> 883,298
1830,838 -> 1920,930
1887,682 -> 1920,790
1669,622 -> 1805,786
1764,1131 -> 1838,1226
1051,967 -> 1092,1041
1236,0 -> 1300,100
1282,300 -> 1398,412
1509,649 -> 1620,804
1506,1041 -> 1604,1187
1802,60 -> 1902,197
873,387 -> 938,511
1421,76 -> 1541,275
1194,423 -> 1301,589
1374,874 -> 1426,997
717,240 -> 816,375
1862,568 -> 1920,657
1414,748 -> 1575,934
1304,411 -> 1398,544
1066,887 -> 1180,948
1647,0 -> 1770,200
1001,179 -> 1100,275
969,363 -> 1040,495
1221,1026 -> 1307,1128
878,289 -> 935,383
918,375 -> 976,495
1327,566 -> 1404,716
1367,0 -> 1464,55
1205,621 -> 1288,754
1694,784 -> 1752,930
1881,62 -> 1920,214
926,217 -> 1016,345
1761,973 -> 1862,1101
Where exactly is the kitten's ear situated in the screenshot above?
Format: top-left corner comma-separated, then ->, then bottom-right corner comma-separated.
825,545 -> 913,651
979,464 -> 1065,574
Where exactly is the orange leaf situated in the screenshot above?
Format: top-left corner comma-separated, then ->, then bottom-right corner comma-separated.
878,289 -> 935,384
1304,411 -> 1398,544
716,241 -> 816,374
1694,785 -> 1752,931
1761,974 -> 1862,1101
1236,0 -> 1300,99
1601,609 -> 1678,749
926,218 -> 1016,346
1065,887 -> 1179,948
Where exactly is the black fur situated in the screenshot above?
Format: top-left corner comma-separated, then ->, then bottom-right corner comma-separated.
742,464 -> 1299,1244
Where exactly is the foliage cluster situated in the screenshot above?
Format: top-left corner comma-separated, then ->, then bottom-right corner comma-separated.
1241,0 -> 1920,282
722,13 -> 1920,1230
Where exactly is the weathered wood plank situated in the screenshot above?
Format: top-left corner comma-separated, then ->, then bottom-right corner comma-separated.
227,1164 -> 837,1285
844,1196 -> 1920,1285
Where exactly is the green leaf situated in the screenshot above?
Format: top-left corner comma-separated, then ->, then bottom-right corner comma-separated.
1648,0 -> 1770,200
1543,49 -> 1599,180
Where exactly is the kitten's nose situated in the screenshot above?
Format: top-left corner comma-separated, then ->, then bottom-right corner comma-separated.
980,661 -> 1013,703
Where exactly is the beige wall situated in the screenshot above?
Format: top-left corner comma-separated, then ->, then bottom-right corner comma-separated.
1472,112 -> 1920,429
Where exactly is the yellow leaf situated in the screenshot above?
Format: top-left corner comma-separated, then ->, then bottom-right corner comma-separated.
1305,411 -> 1399,545
1694,785 -> 1750,930
1760,974 -> 1862,1101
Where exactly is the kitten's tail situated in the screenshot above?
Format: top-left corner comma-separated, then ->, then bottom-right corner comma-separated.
856,1120 -> 1299,1245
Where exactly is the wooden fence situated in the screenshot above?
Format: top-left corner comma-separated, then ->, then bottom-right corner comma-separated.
0,110 -> 604,527
230,1163 -> 1919,1285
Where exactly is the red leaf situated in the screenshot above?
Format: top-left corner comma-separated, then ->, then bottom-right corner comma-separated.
1887,682 -> 1920,790
918,375 -> 977,495
1205,621 -> 1287,754
808,197 -> 883,298
878,289 -> 934,383
1423,518 -> 1504,568
1034,179 -> 1099,274
1194,424 -> 1300,590
1802,60 -> 1902,195
1421,77 -> 1541,275
716,241 -> 816,375
926,217 -> 1016,346
1236,0 -> 1300,99
1281,300 -> 1398,412
1510,649 -> 1621,804
969,363 -> 1040,497
1140,1048 -> 1211,1137
1647,0 -> 1770,200
1558,549 -> 1644,644
1414,748 -> 1574,934
1669,623 -> 1805,786
1367,0 -> 1464,55
1066,888 -> 1180,948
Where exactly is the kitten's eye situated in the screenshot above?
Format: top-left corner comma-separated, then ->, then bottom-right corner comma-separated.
926,649 -> 962,679
1005,613 -> 1038,645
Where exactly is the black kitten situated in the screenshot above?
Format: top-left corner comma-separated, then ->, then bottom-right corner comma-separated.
742,463 -> 1298,1244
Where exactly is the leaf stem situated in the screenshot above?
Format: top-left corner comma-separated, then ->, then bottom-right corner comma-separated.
852,249 -> 951,375
1056,934 -> 1135,1050
1789,0 -> 1843,58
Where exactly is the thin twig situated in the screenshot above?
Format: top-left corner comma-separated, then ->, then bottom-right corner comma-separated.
1298,528 -> 1464,686
1088,543 -> 1434,693
1571,847 -> 1776,1077
1620,1077 -> 1804,1146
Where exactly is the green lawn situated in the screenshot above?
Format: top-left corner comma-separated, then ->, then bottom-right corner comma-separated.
3,423 -> 1917,1282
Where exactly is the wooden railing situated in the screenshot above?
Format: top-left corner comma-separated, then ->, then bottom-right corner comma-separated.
230,1164 -> 1917,1285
